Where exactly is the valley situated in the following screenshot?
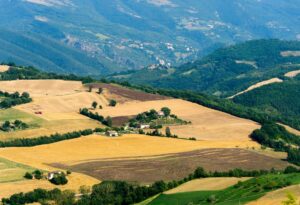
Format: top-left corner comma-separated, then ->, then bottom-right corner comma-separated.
0,66 -> 296,203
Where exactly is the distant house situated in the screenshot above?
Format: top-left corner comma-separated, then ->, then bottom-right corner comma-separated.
47,171 -> 62,180
105,130 -> 119,137
158,111 -> 165,117
138,124 -> 150,129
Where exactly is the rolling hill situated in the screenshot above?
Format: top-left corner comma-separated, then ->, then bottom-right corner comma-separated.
1,0 -> 300,74
110,39 -> 300,97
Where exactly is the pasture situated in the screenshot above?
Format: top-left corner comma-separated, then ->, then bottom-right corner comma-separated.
148,174 -> 300,205
0,157 -> 35,183
165,177 -> 251,194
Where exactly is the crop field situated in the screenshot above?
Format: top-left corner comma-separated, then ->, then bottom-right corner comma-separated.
247,184 -> 300,205
52,148 -> 288,184
86,83 -> 169,103
148,174 -> 300,205
0,157 -> 35,183
165,177 -> 251,194
0,65 -> 9,72
0,108 -> 101,141
97,99 -> 260,142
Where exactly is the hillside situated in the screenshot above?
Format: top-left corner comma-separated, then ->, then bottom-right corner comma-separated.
110,39 -> 300,97
1,1 -> 300,74
233,77 -> 300,129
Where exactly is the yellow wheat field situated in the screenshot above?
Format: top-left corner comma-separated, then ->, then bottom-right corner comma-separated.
0,134 -> 259,170
97,99 -> 260,141
0,172 -> 98,199
0,65 -> 9,72
247,184 -> 300,205
165,177 -> 251,194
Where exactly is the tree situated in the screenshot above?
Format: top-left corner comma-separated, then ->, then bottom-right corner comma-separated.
24,172 -> 33,179
105,116 -> 113,127
166,127 -> 171,137
161,107 -> 171,117
98,88 -> 103,94
21,92 -> 30,98
109,99 -> 117,107
88,85 -> 92,92
92,101 -> 98,109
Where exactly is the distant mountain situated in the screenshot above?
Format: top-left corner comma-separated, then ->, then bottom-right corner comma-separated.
110,39 -> 300,97
1,0 -> 300,74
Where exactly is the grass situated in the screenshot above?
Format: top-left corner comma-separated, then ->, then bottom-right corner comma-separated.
148,174 -> 300,205
0,157 -> 35,183
0,108 -> 44,125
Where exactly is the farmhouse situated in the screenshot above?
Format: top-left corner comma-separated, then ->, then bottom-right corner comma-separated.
105,130 -> 119,137
47,171 -> 62,180
138,124 -> 150,129
158,111 -> 165,117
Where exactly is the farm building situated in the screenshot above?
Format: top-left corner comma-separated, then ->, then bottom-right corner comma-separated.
47,171 -> 62,180
138,124 -> 150,129
105,130 -> 119,137
158,111 -> 165,117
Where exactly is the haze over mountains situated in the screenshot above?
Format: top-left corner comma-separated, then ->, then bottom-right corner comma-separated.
1,0 -> 300,74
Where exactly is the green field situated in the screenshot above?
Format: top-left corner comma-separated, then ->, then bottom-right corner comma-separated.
0,157 -> 36,183
148,174 -> 300,205
0,108 -> 43,127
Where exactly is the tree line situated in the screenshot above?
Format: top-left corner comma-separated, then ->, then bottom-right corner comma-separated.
79,108 -> 112,127
3,166 -> 299,205
251,123 -> 300,165
0,91 -> 32,109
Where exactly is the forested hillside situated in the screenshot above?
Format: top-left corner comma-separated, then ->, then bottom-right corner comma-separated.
110,39 -> 300,97
1,0 -> 300,74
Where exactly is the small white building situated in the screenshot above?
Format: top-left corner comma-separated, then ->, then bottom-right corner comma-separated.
138,124 -> 150,129
106,130 -> 119,137
158,111 -> 165,117
47,171 -> 62,180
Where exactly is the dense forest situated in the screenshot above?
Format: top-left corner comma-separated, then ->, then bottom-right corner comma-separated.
109,39 -> 300,97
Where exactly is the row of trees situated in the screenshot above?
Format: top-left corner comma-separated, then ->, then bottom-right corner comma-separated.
0,91 -> 32,109
3,166 -> 299,205
79,108 -> 112,127
0,129 -> 94,148
250,123 -> 300,165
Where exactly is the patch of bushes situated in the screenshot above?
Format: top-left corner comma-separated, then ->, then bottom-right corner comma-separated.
0,120 -> 29,132
50,174 -> 68,185
79,108 -> 112,127
0,91 -> 32,109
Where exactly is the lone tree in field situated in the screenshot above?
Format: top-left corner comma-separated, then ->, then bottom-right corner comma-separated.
105,116 -> 113,127
92,101 -> 98,109
88,85 -> 93,92
98,88 -> 103,94
161,107 -> 171,117
166,127 -> 171,137
109,99 -> 117,107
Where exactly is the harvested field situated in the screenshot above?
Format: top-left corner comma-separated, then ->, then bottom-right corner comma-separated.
16,92 -> 108,118
86,83 -> 169,103
281,50 -> 300,57
111,115 -> 136,126
0,65 -> 9,72
96,99 -> 260,141
165,177 -> 251,194
44,147 -> 289,184
284,69 -> 300,78
0,134 -> 263,172
229,78 -> 283,99
0,172 -> 98,199
247,184 -> 300,205
0,80 -> 84,97
278,123 -> 300,136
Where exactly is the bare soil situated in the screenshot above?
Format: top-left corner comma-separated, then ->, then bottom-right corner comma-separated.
51,148 -> 290,184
